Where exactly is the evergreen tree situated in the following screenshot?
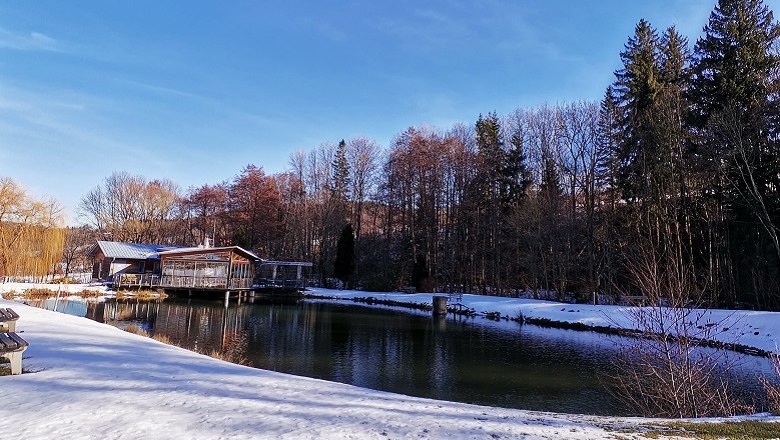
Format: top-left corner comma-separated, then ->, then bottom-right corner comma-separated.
504,129 -> 533,209
475,113 -> 506,205
689,0 -> 780,130
411,254 -> 430,292
595,86 -> 624,295
596,86 -> 622,196
689,0 -> 780,306
613,19 -> 662,206
331,139 -> 351,201
333,223 -> 355,288
474,112 -> 508,292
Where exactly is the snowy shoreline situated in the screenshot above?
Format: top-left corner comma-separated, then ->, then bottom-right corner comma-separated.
305,288 -> 780,357
2,286 -> 780,438
0,297 -> 691,439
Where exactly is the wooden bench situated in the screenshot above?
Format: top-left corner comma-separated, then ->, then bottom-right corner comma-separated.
0,332 -> 28,375
0,308 -> 19,332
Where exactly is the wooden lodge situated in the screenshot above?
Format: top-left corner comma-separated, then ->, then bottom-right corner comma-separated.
88,241 -> 312,292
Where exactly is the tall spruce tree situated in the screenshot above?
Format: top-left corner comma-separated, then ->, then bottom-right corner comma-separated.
613,19 -> 662,206
596,86 -> 624,296
333,223 -> 355,288
504,130 -> 533,209
331,139 -> 351,201
689,0 -> 780,306
474,112 -> 506,292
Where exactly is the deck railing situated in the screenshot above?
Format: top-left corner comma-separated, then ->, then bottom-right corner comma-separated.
115,273 -> 254,290
116,273 -> 160,288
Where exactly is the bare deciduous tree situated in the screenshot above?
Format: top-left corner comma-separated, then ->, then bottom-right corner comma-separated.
79,172 -> 183,244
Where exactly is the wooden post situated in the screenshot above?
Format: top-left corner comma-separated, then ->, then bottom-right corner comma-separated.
224,290 -> 230,308
432,296 -> 448,317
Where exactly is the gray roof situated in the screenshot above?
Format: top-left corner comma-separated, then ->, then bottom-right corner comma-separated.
90,241 -> 183,260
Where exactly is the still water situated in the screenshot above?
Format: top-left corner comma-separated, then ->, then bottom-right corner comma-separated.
25,296 -> 771,415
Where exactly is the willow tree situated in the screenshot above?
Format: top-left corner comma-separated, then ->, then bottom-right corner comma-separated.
0,177 -> 64,280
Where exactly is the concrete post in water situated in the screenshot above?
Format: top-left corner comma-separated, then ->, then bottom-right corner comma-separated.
432,296 -> 448,317
224,290 -> 230,308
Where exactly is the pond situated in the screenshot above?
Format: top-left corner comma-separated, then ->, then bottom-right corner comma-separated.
22,295 -> 773,415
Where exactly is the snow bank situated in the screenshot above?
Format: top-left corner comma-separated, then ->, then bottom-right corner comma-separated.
307,288 -> 780,356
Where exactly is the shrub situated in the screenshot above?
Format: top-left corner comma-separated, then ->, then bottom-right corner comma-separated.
75,289 -> 102,298
21,288 -> 57,299
116,289 -> 168,301
50,277 -> 81,284
759,354 -> 780,415
208,331 -> 250,366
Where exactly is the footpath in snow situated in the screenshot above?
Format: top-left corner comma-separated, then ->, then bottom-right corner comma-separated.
307,288 -> 780,356
0,298 -> 679,440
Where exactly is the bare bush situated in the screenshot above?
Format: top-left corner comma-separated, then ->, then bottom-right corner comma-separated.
608,233 -> 751,417
609,306 -> 751,417
210,330 -> 249,366
759,354 -> 780,415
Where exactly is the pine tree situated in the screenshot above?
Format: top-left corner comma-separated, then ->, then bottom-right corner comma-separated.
333,223 -> 355,288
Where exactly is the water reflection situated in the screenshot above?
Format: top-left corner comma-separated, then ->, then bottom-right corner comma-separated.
20,296 -> 775,415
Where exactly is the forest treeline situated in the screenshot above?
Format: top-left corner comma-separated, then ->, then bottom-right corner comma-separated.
2,0 -> 779,310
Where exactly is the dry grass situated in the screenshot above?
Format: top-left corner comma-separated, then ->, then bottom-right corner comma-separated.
0,290 -> 16,300
13,287 -> 103,299
150,333 -> 172,345
122,324 -> 149,337
21,288 -> 58,299
120,324 -> 171,346
115,289 -> 168,301
75,289 -> 103,298
50,277 -> 81,284
649,421 -> 780,439
119,323 -> 250,367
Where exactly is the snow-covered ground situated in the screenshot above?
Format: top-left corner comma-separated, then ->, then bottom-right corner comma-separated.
2,284 -> 780,439
307,288 -> 780,356
0,298 -> 693,440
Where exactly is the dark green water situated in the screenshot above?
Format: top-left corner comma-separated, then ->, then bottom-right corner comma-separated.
23,296 -> 772,415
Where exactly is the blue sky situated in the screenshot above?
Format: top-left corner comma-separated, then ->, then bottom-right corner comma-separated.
1,0 -> 777,224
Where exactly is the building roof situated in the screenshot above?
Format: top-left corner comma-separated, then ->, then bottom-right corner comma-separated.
88,241 -> 183,260
157,246 -> 260,262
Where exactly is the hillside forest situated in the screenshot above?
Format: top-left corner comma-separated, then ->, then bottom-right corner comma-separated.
2,0 -> 780,310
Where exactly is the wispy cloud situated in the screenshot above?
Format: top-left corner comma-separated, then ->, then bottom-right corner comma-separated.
0,27 -> 62,52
